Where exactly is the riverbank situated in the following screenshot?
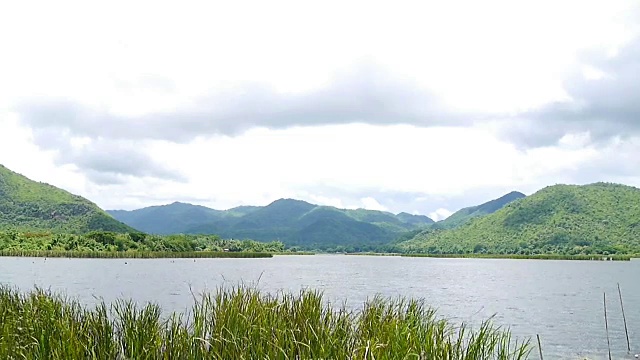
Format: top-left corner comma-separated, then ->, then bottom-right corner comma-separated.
0,286 -> 530,359
0,249 -> 273,258
341,252 -> 634,260
273,251 -> 316,255
401,253 -> 633,261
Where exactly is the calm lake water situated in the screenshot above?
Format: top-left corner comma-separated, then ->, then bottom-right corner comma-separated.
1,255 -> 639,359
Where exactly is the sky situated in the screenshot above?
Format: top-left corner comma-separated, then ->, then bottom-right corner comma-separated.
1,0 -> 640,220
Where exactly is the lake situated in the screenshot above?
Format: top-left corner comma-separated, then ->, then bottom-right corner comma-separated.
1,254 -> 638,359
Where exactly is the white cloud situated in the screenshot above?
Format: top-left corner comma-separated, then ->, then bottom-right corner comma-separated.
429,209 -> 454,221
0,0 -> 635,113
1,116 -> 632,215
61,123 -> 606,212
360,197 -> 388,212
0,116 -> 86,195
558,132 -> 593,149
1,0 -> 640,217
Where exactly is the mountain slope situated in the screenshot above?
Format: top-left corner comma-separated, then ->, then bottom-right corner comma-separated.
108,202 -> 223,234
0,164 -> 134,233
229,199 -> 317,230
435,191 -> 526,229
399,183 -> 640,254
292,216 -> 394,249
108,199 -> 434,249
396,212 -> 435,226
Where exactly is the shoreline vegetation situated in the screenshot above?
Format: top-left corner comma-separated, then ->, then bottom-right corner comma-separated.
399,253 -> 634,261
272,251 -> 316,255
1,230 -> 637,260
2,250 -> 635,260
0,231 -> 290,257
345,252 -> 635,260
0,250 -> 274,258
0,250 -> 316,258
0,286 -> 531,360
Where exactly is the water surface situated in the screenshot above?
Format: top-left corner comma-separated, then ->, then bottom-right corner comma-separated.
1,255 -> 639,359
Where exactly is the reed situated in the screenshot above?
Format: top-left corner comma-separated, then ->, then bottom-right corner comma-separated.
402,253 -> 631,261
536,334 -> 543,360
0,249 -> 273,258
0,286 -> 531,359
347,252 -> 402,256
272,251 -> 316,255
617,283 -> 631,353
604,292 -> 612,360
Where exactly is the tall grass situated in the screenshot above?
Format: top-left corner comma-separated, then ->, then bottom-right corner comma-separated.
402,253 -> 631,261
0,250 -> 272,258
347,252 -> 402,256
0,286 -> 530,359
272,251 -> 316,255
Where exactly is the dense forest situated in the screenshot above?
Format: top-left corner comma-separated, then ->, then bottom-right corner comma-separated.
432,191 -> 525,229
0,165 -> 132,233
399,183 -> 640,255
0,231 -> 286,253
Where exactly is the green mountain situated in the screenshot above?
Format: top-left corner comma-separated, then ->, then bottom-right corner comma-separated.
434,191 -> 526,229
397,212 -> 435,226
108,202 -> 225,235
0,164 -> 134,233
399,183 -> 640,255
108,199 -> 434,249
390,191 -> 526,245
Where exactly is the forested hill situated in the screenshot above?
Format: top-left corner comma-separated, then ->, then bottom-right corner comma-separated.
0,164 -> 134,233
108,199 -> 434,250
434,191 -> 526,229
399,183 -> 640,255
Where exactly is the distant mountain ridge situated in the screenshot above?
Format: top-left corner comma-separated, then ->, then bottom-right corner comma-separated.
391,191 -> 525,245
0,164 -> 134,233
6,161 -> 639,255
399,183 -> 640,255
108,198 -> 435,249
434,191 -> 526,229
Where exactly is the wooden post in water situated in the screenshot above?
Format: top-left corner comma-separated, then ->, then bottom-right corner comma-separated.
618,283 -> 631,353
536,334 -> 544,360
604,292 -> 612,360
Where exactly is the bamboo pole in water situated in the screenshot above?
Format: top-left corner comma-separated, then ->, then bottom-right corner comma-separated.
604,292 -> 612,360
536,334 -> 544,360
618,283 -> 631,353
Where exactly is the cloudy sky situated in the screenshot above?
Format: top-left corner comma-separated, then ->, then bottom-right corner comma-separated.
1,0 -> 640,220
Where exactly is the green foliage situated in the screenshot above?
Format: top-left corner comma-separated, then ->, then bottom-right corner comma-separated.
0,250 -> 273,258
434,191 -> 526,230
291,215 -> 395,249
109,199 -> 435,250
0,164 -> 134,233
0,286 -> 531,359
399,183 -> 640,255
401,253 -> 631,261
396,212 -> 436,226
0,231 -> 287,255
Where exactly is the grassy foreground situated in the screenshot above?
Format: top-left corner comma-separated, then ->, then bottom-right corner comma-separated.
0,286 -> 531,360
0,249 -> 273,258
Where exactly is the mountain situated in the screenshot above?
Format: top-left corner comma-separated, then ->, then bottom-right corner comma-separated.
0,164 -> 134,233
434,191 -> 526,229
108,198 -> 434,249
396,212 -> 435,226
389,191 -> 525,246
398,183 -> 640,255
108,202 -> 224,235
